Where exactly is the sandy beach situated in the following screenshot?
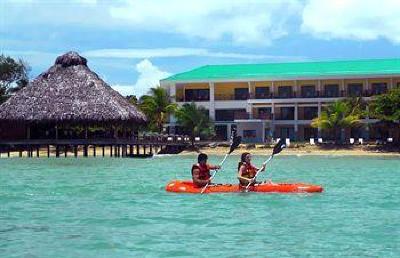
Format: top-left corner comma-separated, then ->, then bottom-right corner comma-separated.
181,144 -> 400,156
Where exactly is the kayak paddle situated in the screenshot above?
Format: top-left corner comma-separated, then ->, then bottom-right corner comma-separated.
200,135 -> 242,194
245,138 -> 286,191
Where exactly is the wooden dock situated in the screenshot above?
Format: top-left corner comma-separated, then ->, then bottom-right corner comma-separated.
0,138 -> 190,158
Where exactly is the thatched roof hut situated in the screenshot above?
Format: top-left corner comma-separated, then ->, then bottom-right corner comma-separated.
0,51 -> 146,125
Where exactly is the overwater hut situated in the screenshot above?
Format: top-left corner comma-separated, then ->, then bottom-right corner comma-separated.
0,51 -> 146,140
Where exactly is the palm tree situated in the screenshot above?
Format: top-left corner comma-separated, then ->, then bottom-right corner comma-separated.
139,87 -> 177,133
311,100 -> 362,143
175,102 -> 214,145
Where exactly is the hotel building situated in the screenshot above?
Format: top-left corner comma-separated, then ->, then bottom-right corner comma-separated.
160,59 -> 400,143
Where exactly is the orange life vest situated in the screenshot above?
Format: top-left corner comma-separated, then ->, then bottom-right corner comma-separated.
192,163 -> 211,180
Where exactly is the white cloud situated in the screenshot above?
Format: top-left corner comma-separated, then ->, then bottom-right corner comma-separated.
110,0 -> 303,46
130,59 -> 171,97
83,47 -> 301,60
111,84 -> 136,96
302,0 -> 400,44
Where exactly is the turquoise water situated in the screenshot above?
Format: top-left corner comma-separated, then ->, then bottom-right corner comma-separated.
1,155 -> 399,257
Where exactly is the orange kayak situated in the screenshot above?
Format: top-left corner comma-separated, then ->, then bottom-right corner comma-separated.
165,180 -> 323,194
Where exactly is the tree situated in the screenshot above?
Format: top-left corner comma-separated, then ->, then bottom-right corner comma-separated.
369,87 -> 400,142
370,87 -> 400,123
139,87 -> 177,133
0,55 -> 30,103
311,100 -> 362,143
126,95 -> 138,105
175,102 -> 214,145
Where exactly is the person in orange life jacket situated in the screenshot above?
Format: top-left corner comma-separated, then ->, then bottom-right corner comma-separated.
237,152 -> 266,187
192,153 -> 221,188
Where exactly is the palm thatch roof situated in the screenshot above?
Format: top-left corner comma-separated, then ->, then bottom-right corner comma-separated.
0,51 -> 146,125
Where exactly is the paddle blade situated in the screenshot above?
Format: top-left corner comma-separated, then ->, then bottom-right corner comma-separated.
228,136 -> 242,154
272,138 -> 286,155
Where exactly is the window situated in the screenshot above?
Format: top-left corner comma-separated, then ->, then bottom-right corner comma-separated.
371,83 -> 387,95
185,89 -> 210,101
243,130 -> 256,138
278,86 -> 293,98
324,84 -> 339,97
280,127 -> 295,140
234,88 -> 249,100
257,107 -> 272,119
280,107 -> 294,120
348,83 -> 363,97
255,87 -> 270,99
215,125 -> 228,140
303,107 -> 318,120
215,109 -> 246,121
301,85 -> 316,98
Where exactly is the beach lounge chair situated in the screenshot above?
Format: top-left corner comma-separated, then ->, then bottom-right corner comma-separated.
167,137 -> 173,141
358,138 -> 363,144
195,137 -> 200,141
285,138 -> 290,146
310,138 -> 315,145
317,138 -> 323,144
387,137 -> 393,143
177,137 -> 182,141
350,138 -> 355,144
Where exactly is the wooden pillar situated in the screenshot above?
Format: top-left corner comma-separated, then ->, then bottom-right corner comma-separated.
143,145 -> 146,155
64,145 -> 68,157
136,145 -> 139,155
129,145 -> 133,156
36,146 -> 40,157
110,145 -> 113,157
102,145 -> 105,157
56,145 -> 60,158
7,147 -> 10,157
47,145 -> 50,158
93,145 -> 96,157
74,145 -> 78,157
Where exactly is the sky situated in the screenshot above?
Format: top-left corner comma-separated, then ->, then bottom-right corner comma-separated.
2,0 -> 400,96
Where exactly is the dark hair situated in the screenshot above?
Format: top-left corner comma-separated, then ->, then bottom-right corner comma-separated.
198,153 -> 208,163
238,152 -> 250,171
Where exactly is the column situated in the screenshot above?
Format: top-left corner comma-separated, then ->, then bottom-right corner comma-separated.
341,79 -> 345,97
294,103 -> 298,140
390,77 -> 394,90
317,102 -> 322,137
365,79 -> 369,96
209,82 -> 215,120
271,102 -> 275,138
170,83 -> 176,102
248,81 -> 253,98
294,80 -> 297,97
317,80 -> 322,97
227,123 -> 232,140
271,81 -> 275,97
246,103 -> 253,119
169,83 -> 177,133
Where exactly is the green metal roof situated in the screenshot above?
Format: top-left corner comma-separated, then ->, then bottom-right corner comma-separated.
162,58 -> 400,82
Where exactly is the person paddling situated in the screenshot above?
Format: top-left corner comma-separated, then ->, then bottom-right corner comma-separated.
237,152 -> 266,188
192,153 -> 221,188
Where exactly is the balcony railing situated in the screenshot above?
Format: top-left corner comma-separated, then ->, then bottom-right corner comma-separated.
178,90 -> 383,102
